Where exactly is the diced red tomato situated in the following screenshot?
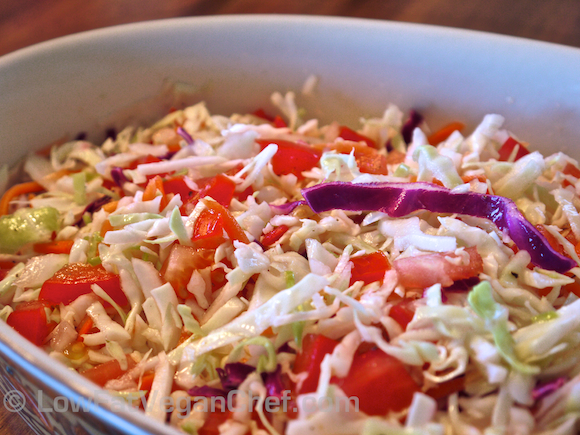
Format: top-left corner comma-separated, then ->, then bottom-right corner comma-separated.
338,126 -> 377,149
202,199 -> 249,244
80,357 -> 137,387
261,225 -> 289,247
39,263 -> 128,307
498,137 -> 530,161
191,209 -> 226,249
393,246 -> 483,288
313,142 -> 388,175
198,409 -> 232,435
426,376 -> 465,400
349,251 -> 390,286
160,244 -> 213,298
256,139 -> 322,178
293,334 -> 339,394
330,348 -> 420,415
33,240 -> 75,255
196,174 -> 236,208
7,301 -> 54,346
389,298 -> 416,330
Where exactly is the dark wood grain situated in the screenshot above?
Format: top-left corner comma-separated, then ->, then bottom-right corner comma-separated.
2,1 -> 580,433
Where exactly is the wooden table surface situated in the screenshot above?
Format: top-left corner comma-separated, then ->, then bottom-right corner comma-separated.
2,0 -> 580,434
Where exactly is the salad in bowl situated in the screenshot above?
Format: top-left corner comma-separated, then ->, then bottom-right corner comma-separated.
1,87 -> 580,435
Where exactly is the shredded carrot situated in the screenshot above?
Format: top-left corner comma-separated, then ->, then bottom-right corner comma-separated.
461,174 -> 487,183
102,200 -> 119,213
100,220 -> 114,238
427,121 -> 465,145
77,316 -> 94,338
42,168 -> 77,182
0,181 -> 45,216
33,240 -> 74,254
139,371 -> 156,392
143,176 -> 168,210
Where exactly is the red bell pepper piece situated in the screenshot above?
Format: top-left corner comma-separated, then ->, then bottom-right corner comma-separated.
39,263 -> 128,307
201,199 -> 249,244
196,174 -> 236,208
349,251 -> 390,286
191,208 -> 227,249
256,139 -> 321,179
261,225 -> 289,247
338,126 -> 377,149
7,301 -> 54,346
498,137 -> 530,161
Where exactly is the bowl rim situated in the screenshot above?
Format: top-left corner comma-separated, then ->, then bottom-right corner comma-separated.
2,13 -> 580,435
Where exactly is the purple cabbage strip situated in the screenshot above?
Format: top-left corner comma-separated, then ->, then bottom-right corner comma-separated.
401,110 -> 423,144
217,362 -> 255,390
261,365 -> 286,398
74,195 -> 112,227
302,182 -> 576,273
110,167 -> 128,188
177,126 -> 194,145
187,385 -> 228,397
269,200 -> 306,215
532,377 -> 567,401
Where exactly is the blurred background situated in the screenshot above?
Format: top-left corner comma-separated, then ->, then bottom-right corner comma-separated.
2,0 -> 580,57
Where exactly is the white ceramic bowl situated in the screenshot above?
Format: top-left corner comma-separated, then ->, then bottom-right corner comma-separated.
2,14 -> 580,435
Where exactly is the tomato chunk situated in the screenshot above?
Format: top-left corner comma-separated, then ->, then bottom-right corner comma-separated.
256,139 -> 321,178
39,263 -> 128,306
338,126 -> 376,149
389,298 -> 416,330
312,142 -> 388,175
192,208 -> 227,249
331,348 -> 420,415
80,357 -> 137,387
498,137 -> 530,161
393,246 -> 483,288
349,251 -> 390,286
7,301 -> 53,346
293,334 -> 339,394
160,244 -> 213,298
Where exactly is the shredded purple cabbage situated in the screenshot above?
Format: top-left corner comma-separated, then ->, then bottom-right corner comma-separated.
217,362 -> 255,390
177,127 -> 194,145
269,200 -> 306,215
110,167 -> 128,187
74,195 -> 112,227
401,110 -> 423,144
532,377 -> 566,401
187,385 -> 228,397
261,365 -> 286,398
302,182 -> 576,273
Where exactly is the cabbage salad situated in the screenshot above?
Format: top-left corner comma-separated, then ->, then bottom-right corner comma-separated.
2,89 -> 580,435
